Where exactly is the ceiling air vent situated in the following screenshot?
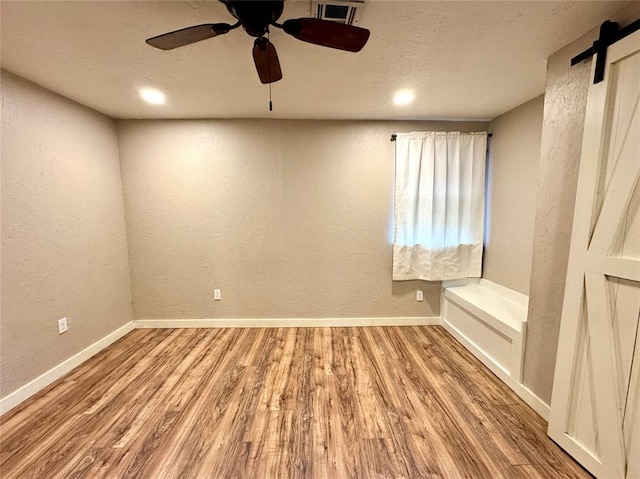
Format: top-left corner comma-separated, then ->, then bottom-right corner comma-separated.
312,1 -> 364,26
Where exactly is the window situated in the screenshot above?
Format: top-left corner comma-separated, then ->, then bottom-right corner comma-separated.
393,131 -> 488,281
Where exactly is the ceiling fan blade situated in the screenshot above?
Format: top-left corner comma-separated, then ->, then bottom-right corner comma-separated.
146,23 -> 232,50
253,37 -> 283,84
282,18 -> 370,52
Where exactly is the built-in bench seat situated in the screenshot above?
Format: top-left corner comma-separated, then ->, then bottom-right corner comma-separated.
442,278 -> 528,384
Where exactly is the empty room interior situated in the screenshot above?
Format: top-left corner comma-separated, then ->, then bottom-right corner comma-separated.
1,1 -> 640,478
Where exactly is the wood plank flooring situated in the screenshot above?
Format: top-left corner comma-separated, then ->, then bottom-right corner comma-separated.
0,326 -> 592,478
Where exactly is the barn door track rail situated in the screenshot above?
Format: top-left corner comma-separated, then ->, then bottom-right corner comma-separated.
571,18 -> 640,84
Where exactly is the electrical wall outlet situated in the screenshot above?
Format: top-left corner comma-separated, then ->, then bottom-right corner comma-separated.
213,289 -> 222,301
57,317 -> 68,334
416,290 -> 424,302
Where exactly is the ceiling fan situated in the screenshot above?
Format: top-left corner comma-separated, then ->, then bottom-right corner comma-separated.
146,0 -> 370,84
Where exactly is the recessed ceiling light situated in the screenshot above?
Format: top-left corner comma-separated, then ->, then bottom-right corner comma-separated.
140,88 -> 166,105
393,90 -> 415,106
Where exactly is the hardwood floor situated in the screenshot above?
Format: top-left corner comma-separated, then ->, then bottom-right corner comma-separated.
0,326 -> 591,478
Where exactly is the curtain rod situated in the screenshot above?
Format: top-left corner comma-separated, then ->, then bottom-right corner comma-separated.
390,133 -> 492,142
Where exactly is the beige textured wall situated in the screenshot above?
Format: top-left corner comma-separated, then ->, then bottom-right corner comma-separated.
523,2 -> 640,404
484,95 -> 544,295
1,71 -> 133,397
117,119 -> 487,320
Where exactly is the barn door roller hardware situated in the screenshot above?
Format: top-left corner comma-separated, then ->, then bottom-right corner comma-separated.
571,18 -> 640,84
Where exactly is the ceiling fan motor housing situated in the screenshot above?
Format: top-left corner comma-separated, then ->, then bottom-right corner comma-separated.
221,0 -> 285,37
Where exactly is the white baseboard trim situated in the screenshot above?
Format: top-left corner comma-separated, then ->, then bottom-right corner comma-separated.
134,317 -> 441,329
510,380 -> 551,421
0,321 -> 135,416
442,320 -> 550,420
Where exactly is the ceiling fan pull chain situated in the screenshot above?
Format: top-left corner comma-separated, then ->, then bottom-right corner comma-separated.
268,30 -> 273,111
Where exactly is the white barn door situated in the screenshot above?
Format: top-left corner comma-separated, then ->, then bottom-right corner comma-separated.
548,30 -> 640,478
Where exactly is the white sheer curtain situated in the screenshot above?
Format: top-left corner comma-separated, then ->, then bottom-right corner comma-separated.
393,131 -> 487,281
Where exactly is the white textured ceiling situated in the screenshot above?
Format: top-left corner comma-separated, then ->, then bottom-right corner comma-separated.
0,0 -> 630,120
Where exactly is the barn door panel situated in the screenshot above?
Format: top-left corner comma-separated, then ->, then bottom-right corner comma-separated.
548,29 -> 640,479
